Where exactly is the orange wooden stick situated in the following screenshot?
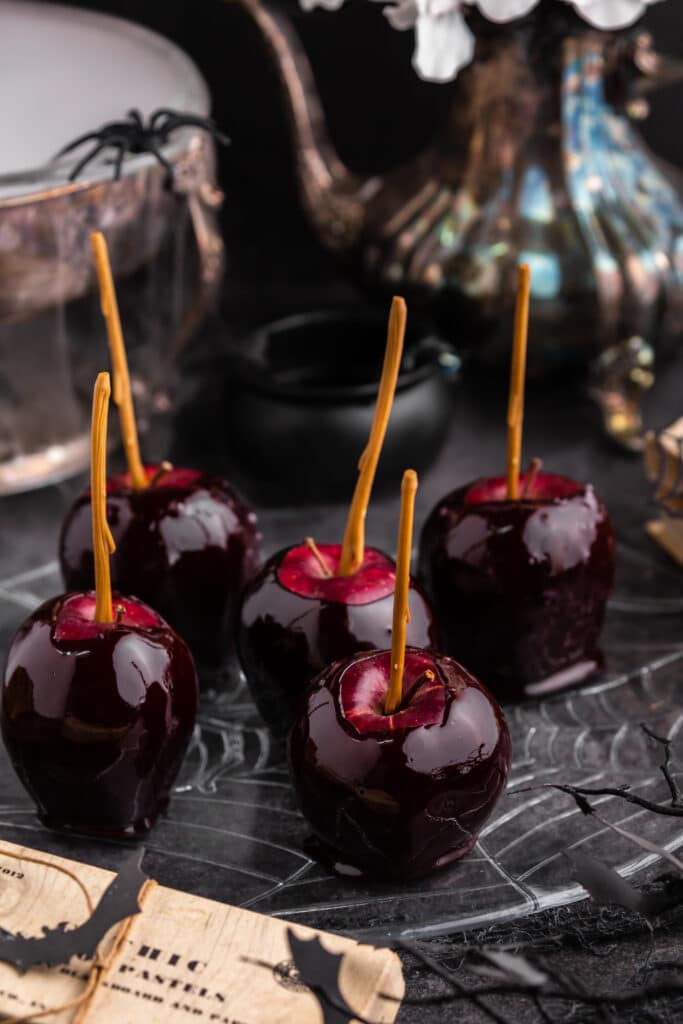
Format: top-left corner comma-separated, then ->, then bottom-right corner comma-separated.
91,373 -> 116,623
337,297 -> 407,576
385,469 -> 418,715
506,264 -> 531,500
91,231 -> 147,490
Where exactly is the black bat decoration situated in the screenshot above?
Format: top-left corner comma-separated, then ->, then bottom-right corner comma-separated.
287,928 -> 373,1024
0,849 -> 146,973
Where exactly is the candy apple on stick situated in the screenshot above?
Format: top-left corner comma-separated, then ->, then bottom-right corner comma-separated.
59,231 -> 260,685
2,373 -> 198,837
418,265 -> 616,697
289,470 -> 511,880
238,297 -> 440,736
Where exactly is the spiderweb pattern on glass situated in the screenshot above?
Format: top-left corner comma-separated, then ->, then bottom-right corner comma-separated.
0,551 -> 682,942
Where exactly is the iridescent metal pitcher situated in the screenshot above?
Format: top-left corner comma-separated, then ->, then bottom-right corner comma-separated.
238,0 -> 683,448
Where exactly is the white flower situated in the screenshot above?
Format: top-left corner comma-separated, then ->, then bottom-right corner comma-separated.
380,0 -> 419,29
301,0 -> 668,82
378,0 -> 543,82
475,0 -> 540,21
299,0 -> 345,9
411,0 -> 475,83
567,0 -> 664,29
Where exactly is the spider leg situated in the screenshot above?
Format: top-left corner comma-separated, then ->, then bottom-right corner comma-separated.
146,139 -> 175,187
151,108 -> 228,142
163,113 -> 221,133
112,139 -> 127,182
158,114 -> 229,147
57,120 -> 137,157
68,139 -> 112,180
126,109 -> 144,130
99,135 -> 133,180
150,108 -> 177,130
55,131 -> 103,158
68,134 -> 129,181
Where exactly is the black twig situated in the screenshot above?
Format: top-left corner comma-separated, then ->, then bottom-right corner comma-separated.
530,993 -> 555,1024
510,783 -> 683,818
398,941 -> 513,1024
394,727 -> 683,1022
393,978 -> 683,1009
542,961 -> 616,1024
640,723 -> 683,808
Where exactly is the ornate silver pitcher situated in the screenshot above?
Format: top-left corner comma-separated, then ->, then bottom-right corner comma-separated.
238,0 -> 683,448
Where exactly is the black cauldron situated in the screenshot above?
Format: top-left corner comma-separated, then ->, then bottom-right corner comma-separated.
220,309 -> 458,504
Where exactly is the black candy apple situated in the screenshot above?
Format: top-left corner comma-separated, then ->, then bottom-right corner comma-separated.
290,470 -> 511,879
289,648 -> 510,880
4,370 -> 198,838
238,296 -> 442,735
418,471 -> 616,697
238,542 -> 440,736
61,232 -> 261,687
1,592 -> 198,837
59,465 -> 261,680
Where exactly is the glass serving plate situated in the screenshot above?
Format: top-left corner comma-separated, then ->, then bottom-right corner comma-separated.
1,489 -> 682,944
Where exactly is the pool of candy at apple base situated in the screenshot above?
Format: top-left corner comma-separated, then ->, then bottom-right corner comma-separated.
1,535 -> 683,943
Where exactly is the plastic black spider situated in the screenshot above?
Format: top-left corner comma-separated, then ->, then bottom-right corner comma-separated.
55,108 -> 229,186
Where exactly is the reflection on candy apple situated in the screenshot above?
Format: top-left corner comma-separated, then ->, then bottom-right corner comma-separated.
1,592 -> 198,837
288,647 -> 510,879
239,296 -> 441,735
3,372 -> 197,838
60,465 -> 261,675
59,234 -> 260,683
238,541 -> 439,736
290,470 -> 511,880
418,471 -> 616,696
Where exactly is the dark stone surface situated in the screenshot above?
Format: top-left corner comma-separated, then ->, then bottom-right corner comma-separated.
2,329 -> 683,1020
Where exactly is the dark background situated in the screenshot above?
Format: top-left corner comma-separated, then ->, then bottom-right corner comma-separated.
50,0 -> 683,332
4,10 -> 683,1020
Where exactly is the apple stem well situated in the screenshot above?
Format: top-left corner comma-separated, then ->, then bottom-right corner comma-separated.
336,296 -> 407,577
91,231 -> 148,491
521,456 -> 543,498
91,372 -> 116,623
149,461 -> 174,487
304,537 -> 333,578
385,468 -> 418,715
506,263 -> 531,502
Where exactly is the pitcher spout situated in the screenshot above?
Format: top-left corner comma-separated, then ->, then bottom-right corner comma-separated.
236,0 -> 376,252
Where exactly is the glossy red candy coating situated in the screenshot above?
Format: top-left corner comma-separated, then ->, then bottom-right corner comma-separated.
238,544 -> 441,737
59,465 -> 261,677
1,591 -> 198,837
53,593 -> 161,640
418,471 -> 616,697
341,648 -> 445,732
277,544 -> 396,604
289,648 -> 511,880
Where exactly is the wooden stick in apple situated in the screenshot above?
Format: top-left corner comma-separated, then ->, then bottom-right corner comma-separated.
520,456 -> 543,498
304,537 -> 333,578
90,231 -> 148,490
385,468 -> 418,715
506,263 -> 531,500
337,297 -> 407,575
91,372 -> 116,623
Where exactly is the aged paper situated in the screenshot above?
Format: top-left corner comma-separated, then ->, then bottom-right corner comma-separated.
0,842 -> 404,1024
